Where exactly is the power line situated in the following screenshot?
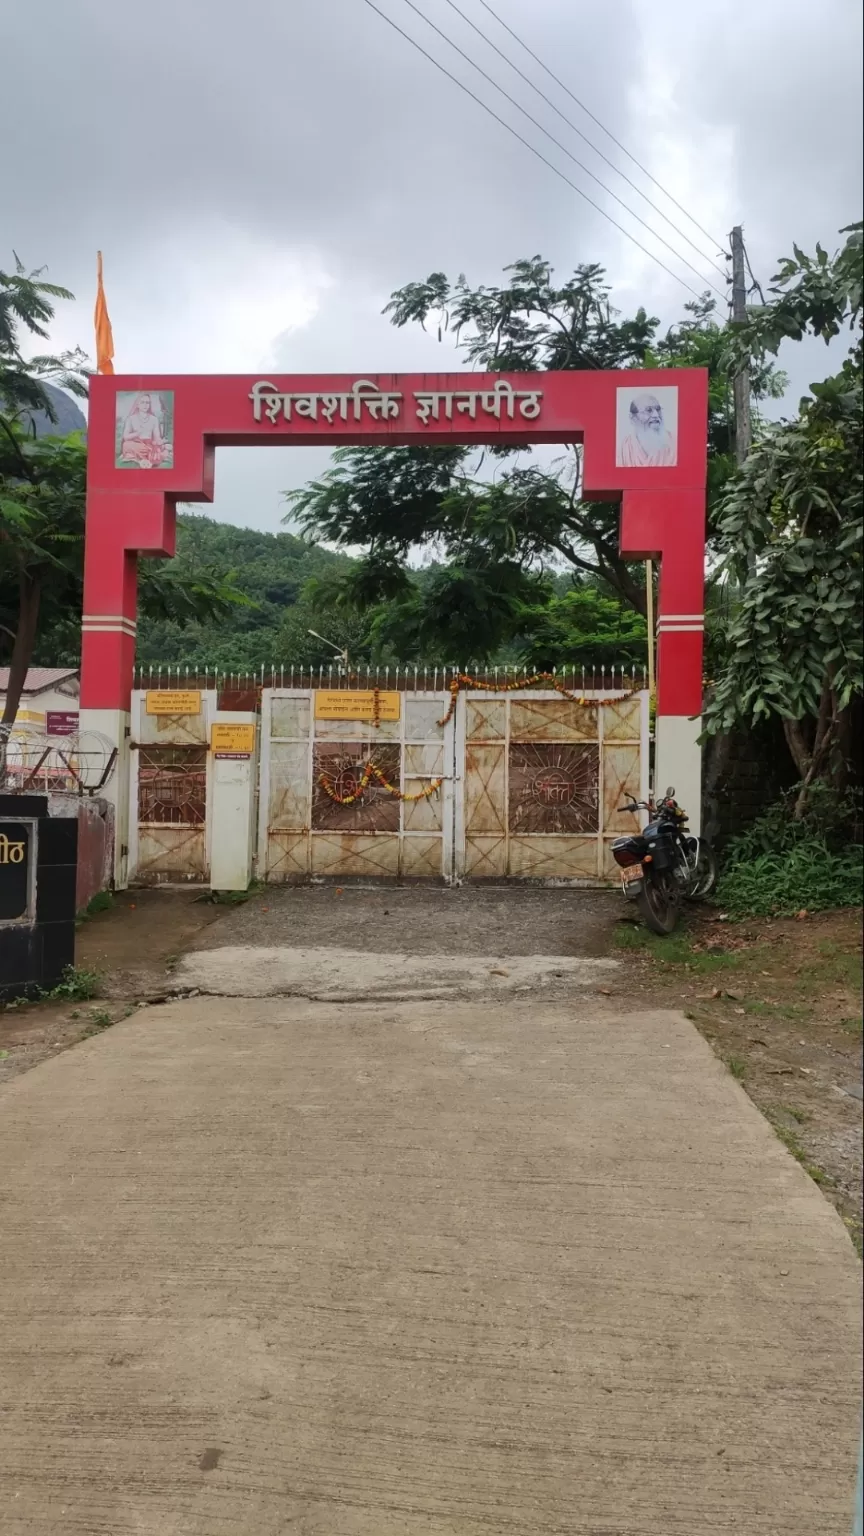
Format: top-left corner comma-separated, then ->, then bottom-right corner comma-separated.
393,0 -> 727,299
362,0 -> 708,301
474,0 -> 727,255
438,0 -> 728,282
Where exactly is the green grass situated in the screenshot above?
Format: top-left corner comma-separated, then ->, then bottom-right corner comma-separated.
725,1055 -> 748,1080
839,1015 -> 862,1035
80,1008 -> 114,1038
772,1121 -> 830,1186
780,1104 -> 810,1125
613,924 -> 742,973
811,943 -> 863,990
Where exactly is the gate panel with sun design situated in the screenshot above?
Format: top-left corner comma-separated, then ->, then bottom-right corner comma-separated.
459,690 -> 648,882
508,744 -> 599,835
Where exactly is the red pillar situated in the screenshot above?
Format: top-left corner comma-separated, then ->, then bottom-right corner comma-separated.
80,490 -> 175,710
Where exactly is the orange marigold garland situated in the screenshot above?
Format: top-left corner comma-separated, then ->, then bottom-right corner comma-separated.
435,671 -> 640,726
318,760 -> 443,806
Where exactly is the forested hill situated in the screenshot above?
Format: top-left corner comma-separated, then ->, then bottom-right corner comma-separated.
30,511 -> 647,674
136,515 -> 358,672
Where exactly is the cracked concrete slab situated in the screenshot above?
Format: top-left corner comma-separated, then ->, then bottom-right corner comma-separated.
170,943 -> 619,1001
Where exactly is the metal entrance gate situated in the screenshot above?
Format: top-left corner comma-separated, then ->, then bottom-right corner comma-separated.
129,690 -> 216,884
259,688 -> 456,882
258,684 -> 648,885
455,688 -> 649,881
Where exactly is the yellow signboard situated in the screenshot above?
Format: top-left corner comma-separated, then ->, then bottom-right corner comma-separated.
210,723 -> 256,755
146,689 -> 202,716
314,690 -> 401,722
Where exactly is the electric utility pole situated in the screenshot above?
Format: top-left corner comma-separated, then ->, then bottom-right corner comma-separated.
730,225 -> 752,465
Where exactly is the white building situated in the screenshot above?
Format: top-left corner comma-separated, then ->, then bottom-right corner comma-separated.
0,668 -> 81,790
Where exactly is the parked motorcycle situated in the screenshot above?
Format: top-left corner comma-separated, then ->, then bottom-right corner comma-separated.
610,787 -> 717,935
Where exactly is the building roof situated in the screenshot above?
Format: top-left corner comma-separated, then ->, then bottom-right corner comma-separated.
0,668 -> 79,696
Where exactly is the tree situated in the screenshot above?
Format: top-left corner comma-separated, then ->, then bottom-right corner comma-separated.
125,516 -> 371,672
0,261 -> 248,768
0,431 -> 247,763
515,582 -> 648,673
0,428 -> 86,734
1,255 -> 88,421
705,224 -> 863,810
288,258 -> 781,656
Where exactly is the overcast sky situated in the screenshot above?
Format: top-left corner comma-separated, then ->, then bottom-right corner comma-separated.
4,0 -> 862,530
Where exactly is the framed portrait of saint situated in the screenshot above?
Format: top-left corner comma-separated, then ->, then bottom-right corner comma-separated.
616,385 -> 678,468
115,390 -> 174,470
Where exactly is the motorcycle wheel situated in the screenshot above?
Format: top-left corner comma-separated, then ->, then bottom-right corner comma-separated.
689,843 -> 718,901
636,870 -> 680,935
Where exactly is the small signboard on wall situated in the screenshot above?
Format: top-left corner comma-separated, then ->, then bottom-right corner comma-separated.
0,822 -> 32,922
146,690 -> 202,716
46,711 -> 79,736
314,690 -> 401,722
211,723 -> 256,759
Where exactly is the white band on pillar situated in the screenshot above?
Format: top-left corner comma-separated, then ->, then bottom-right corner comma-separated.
82,614 -> 137,637
658,614 -> 704,633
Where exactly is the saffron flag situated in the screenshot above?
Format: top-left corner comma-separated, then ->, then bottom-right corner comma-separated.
94,251 -> 114,375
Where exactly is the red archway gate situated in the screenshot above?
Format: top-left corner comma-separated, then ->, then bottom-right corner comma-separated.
82,369 -> 708,886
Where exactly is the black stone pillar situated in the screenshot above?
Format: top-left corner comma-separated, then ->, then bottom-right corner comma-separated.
0,796 -> 77,1002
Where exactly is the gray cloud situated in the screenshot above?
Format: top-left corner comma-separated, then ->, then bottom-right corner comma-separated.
3,0 -> 861,527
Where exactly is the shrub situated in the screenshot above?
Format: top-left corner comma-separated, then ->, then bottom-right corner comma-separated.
716,784 -> 863,917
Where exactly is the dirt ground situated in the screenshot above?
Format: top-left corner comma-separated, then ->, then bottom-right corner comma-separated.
2,884 -> 861,1257
0,890 -> 224,1087
190,882 -> 623,959
614,906 -> 863,1254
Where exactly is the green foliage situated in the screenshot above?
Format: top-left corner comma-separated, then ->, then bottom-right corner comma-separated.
0,427 -> 87,585
705,365 -> 862,728
716,785 -> 864,918
291,258 -> 781,660
81,1008 -> 114,1036
0,253 -> 89,419
0,435 -> 248,734
0,266 -> 248,746
725,222 -> 862,372
716,844 -> 863,918
126,515 -> 375,670
720,782 -> 862,860
113,514 -> 649,672
706,225 -> 863,801
0,426 -> 89,735
516,584 -> 647,671
42,965 -> 102,1001
385,256 -> 660,372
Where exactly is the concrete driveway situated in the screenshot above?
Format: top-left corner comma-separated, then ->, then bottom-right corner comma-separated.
1,983 -> 860,1534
